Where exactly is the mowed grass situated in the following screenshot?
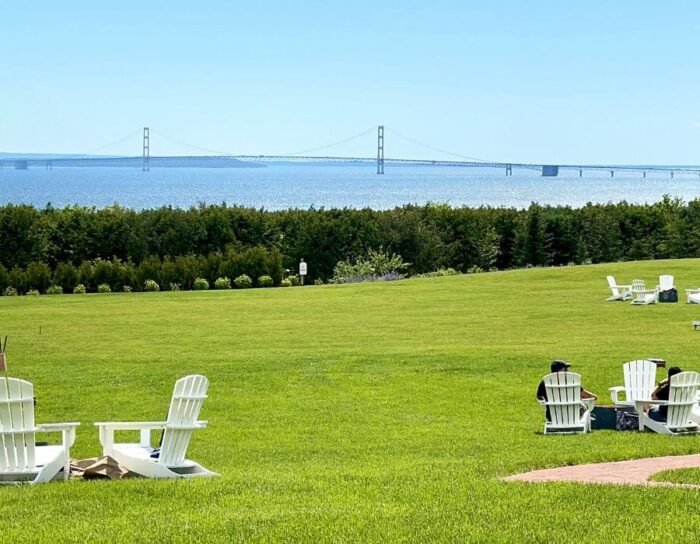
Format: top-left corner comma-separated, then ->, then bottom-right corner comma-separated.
652,468 -> 700,485
1,260 -> 700,542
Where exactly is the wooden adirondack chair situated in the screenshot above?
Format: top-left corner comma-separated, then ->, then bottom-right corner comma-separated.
95,375 -> 217,478
538,372 -> 594,434
609,359 -> 657,407
657,275 -> 674,292
635,371 -> 700,435
630,279 -> 658,305
606,276 -> 632,301
0,377 -> 79,484
685,288 -> 700,304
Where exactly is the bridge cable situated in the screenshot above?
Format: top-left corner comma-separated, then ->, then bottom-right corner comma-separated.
385,127 -> 492,163
79,130 -> 143,156
280,127 -> 376,156
148,129 -> 243,156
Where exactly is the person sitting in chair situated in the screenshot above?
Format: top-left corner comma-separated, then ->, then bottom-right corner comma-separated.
536,360 -> 597,420
647,366 -> 682,422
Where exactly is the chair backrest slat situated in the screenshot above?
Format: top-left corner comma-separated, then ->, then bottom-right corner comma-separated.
543,372 -> 582,428
667,371 -> 700,430
631,279 -> 645,303
159,375 -> 208,466
623,360 -> 656,402
659,275 -> 674,291
607,276 -> 620,296
0,378 -> 36,473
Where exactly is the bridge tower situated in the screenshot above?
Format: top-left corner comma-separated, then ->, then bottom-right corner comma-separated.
142,127 -> 150,172
376,125 -> 384,175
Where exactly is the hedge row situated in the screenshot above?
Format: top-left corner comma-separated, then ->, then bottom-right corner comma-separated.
0,247 -> 284,294
1,198 -> 699,281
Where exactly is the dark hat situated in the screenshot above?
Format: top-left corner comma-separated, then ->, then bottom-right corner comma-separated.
668,366 -> 682,377
551,360 -> 572,373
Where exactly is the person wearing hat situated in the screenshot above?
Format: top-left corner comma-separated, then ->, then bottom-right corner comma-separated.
536,360 -> 597,421
647,366 -> 682,422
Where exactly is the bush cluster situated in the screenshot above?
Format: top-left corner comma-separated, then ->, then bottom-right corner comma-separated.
0,247 -> 283,295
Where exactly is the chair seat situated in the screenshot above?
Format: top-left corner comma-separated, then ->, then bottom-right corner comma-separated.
112,444 -> 197,469
689,293 -> 700,304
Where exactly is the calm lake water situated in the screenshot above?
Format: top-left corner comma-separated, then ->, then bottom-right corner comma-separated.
1,164 -> 699,210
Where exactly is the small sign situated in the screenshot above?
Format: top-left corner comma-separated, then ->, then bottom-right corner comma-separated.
299,260 -> 307,276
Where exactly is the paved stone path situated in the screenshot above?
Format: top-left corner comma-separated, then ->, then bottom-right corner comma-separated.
504,453 -> 700,488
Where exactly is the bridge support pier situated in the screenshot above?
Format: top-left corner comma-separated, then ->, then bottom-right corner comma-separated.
610,170 -> 614,178
376,125 -> 384,175
142,127 -> 150,172
671,171 -> 674,179
643,171 -> 647,178
505,164 -> 512,176
579,168 -> 583,177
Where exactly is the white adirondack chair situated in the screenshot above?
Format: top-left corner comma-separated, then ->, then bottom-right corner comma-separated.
630,279 -> 658,305
538,372 -> 594,434
657,275 -> 674,292
606,276 -> 632,301
609,359 -> 657,407
0,377 -> 79,484
635,371 -> 700,434
685,288 -> 700,304
95,375 -> 217,478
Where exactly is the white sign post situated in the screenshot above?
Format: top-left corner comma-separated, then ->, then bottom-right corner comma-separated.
299,259 -> 307,286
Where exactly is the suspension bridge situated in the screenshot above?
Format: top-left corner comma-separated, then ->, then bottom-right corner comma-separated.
2,126 -> 699,179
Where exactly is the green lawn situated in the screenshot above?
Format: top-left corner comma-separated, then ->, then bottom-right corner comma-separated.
1,260 -> 700,542
652,468 -> 700,485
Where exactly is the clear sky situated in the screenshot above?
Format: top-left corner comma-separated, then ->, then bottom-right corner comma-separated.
2,1 -> 699,164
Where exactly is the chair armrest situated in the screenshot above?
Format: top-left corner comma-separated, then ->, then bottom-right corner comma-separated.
609,386 -> 625,404
36,422 -> 80,448
95,422 -> 167,454
686,289 -> 700,294
634,399 -> 664,412
94,421 -> 167,431
37,422 -> 80,431
580,398 -> 595,411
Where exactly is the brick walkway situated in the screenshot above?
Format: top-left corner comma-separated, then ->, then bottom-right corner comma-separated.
504,454 -> 700,488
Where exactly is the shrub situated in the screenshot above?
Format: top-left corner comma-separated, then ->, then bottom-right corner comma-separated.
314,278 -> 324,285
214,277 -> 231,290
234,274 -> 253,289
97,283 -> 112,293
25,262 -> 51,293
193,277 -> 209,291
123,285 -> 132,293
258,275 -> 274,288
73,284 -> 87,294
26,289 -> 40,296
169,282 -> 181,291
467,265 -> 483,274
287,275 -> 299,287
332,248 -> 408,284
53,262 -> 79,292
46,285 -> 63,295
143,279 -> 160,292
280,278 -> 292,287
3,286 -> 18,296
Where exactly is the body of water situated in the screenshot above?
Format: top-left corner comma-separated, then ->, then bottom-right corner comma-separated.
1,164 -> 699,210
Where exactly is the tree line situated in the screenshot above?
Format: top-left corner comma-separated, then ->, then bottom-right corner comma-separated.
0,197 -> 696,293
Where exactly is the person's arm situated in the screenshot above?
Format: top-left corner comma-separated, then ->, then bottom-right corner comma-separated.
651,379 -> 667,400
581,388 -> 597,400
536,381 -> 546,400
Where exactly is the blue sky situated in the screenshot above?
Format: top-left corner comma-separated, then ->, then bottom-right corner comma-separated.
2,1 -> 699,164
